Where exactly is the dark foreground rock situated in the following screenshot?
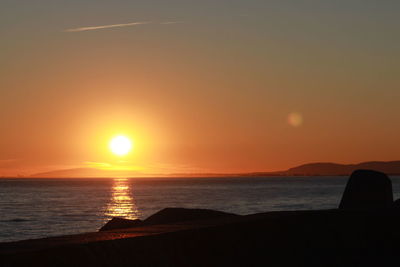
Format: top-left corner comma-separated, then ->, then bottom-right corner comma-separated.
2,170 -> 400,267
2,209 -> 400,267
143,207 -> 238,225
392,198 -> 400,210
339,169 -> 393,210
99,218 -> 143,231
99,208 -> 238,232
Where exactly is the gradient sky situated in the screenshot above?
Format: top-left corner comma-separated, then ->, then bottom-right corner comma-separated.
1,1 -> 399,176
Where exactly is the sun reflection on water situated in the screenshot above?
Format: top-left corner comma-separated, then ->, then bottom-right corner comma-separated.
105,178 -> 140,220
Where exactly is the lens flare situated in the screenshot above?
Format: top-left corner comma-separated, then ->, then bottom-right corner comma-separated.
288,112 -> 303,127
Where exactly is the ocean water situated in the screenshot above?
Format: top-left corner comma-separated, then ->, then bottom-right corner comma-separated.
1,176 -> 399,242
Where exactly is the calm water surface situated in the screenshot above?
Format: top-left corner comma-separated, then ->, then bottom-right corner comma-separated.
1,176 -> 399,242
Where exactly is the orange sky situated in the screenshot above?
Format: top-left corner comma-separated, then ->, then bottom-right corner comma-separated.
1,1 -> 399,176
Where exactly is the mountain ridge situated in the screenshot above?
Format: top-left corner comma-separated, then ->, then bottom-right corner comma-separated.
281,160 -> 400,176
27,160 -> 400,178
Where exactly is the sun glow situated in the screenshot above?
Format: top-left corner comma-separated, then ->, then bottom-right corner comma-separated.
109,136 -> 133,156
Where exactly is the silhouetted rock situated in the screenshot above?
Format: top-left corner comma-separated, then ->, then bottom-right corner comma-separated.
4,209 -> 400,267
339,169 -> 393,210
99,217 -> 143,231
392,199 -> 400,210
99,208 -> 238,231
143,208 -> 238,225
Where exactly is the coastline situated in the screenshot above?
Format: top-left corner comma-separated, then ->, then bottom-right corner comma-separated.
2,170 -> 400,266
1,208 -> 400,266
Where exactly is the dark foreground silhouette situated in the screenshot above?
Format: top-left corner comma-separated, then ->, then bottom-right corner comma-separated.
339,169 -> 393,210
100,208 -> 238,231
1,169 -> 400,267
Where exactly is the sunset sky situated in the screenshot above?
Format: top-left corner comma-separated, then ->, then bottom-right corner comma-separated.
1,1 -> 399,176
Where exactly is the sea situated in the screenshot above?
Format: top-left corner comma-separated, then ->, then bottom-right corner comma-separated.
1,176 -> 400,242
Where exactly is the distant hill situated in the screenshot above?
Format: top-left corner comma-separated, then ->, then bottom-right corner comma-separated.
30,161 -> 400,178
31,168 -> 150,178
281,161 -> 400,176
227,161 -> 400,177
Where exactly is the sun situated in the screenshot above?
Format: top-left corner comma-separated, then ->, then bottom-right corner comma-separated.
109,135 -> 132,156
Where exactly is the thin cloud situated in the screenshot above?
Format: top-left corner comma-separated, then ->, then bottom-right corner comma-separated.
83,161 -> 143,171
65,21 -> 151,32
65,21 -> 183,32
160,21 -> 184,25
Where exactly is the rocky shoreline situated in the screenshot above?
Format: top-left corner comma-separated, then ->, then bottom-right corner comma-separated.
1,170 -> 400,267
